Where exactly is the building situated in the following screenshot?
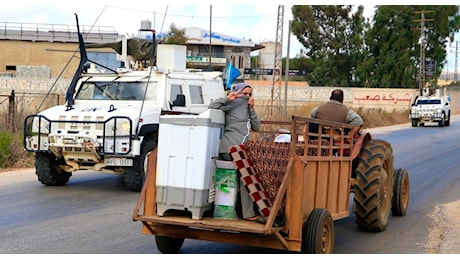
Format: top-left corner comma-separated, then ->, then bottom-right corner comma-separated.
183,27 -> 264,73
0,21 -> 265,80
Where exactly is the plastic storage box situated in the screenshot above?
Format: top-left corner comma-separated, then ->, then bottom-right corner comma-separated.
156,109 -> 225,219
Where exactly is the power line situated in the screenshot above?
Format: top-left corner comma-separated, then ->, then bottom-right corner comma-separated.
105,5 -> 276,20
449,41 -> 459,81
412,10 -> 434,95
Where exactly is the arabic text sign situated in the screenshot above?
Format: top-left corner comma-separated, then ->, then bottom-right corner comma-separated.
352,90 -> 414,106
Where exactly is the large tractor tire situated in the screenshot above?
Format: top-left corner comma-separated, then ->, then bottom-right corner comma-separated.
301,208 -> 334,254
155,235 -> 185,254
124,133 -> 157,192
392,168 -> 410,216
35,152 -> 71,186
353,139 -> 394,232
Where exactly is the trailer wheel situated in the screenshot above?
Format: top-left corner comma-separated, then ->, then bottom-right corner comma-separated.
301,208 -> 334,254
35,152 -> 71,186
155,235 -> 185,254
392,168 -> 410,216
353,139 -> 394,232
124,133 -> 157,192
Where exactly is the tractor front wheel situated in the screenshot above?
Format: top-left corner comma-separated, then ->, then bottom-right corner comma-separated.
392,168 -> 410,216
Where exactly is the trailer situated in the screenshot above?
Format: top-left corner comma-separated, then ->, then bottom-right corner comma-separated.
133,115 -> 410,253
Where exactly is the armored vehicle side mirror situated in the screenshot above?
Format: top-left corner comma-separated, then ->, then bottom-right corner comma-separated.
172,94 -> 186,107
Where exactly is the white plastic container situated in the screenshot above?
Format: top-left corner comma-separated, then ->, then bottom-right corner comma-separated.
156,109 -> 224,219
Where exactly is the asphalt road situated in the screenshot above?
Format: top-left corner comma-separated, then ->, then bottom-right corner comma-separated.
1,116 -> 460,254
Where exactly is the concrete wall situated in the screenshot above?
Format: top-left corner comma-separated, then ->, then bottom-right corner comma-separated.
246,80 -> 417,112
0,77 -> 417,113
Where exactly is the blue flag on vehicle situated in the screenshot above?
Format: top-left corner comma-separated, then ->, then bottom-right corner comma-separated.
225,62 -> 241,90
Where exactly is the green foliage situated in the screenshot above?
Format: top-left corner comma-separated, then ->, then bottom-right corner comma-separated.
0,131 -> 33,169
291,5 -> 367,86
290,5 -> 460,88
0,131 -> 11,168
362,5 -> 460,88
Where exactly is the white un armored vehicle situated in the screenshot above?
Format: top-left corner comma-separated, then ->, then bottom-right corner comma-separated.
24,15 -> 227,191
409,88 -> 451,127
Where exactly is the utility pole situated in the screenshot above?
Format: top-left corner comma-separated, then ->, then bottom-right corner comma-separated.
450,41 -> 459,82
412,10 -> 434,96
208,5 -> 212,71
270,5 -> 284,118
283,20 -> 291,120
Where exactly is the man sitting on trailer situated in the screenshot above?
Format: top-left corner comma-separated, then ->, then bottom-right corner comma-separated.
310,89 -> 363,138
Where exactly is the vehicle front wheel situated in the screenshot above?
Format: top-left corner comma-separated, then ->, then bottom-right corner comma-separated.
35,152 -> 71,186
124,133 -> 157,192
411,119 -> 418,127
438,114 -> 445,127
445,112 -> 451,127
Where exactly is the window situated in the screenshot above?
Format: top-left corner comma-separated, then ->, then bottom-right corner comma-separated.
87,52 -> 119,71
417,99 -> 441,105
214,46 -> 224,58
75,81 -> 158,101
189,85 -> 204,104
170,84 -> 183,101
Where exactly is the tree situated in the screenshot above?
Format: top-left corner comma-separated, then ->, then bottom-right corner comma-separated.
360,5 -> 460,88
291,5 -> 367,86
291,5 -> 460,88
160,23 -> 188,45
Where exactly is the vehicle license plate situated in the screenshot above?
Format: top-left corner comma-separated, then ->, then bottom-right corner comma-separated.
104,158 -> 133,166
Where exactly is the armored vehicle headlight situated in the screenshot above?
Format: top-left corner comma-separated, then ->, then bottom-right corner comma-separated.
120,122 -> 131,132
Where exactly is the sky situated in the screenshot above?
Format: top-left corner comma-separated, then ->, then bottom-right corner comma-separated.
0,0 -> 375,59
0,1 -> 457,70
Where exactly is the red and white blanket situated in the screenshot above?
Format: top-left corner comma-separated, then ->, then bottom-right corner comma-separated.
229,144 -> 272,217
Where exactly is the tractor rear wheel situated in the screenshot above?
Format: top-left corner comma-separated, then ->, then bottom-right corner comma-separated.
392,168 -> 410,216
353,139 -> 394,232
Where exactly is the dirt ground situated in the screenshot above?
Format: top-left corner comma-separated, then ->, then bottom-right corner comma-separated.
423,90 -> 460,254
